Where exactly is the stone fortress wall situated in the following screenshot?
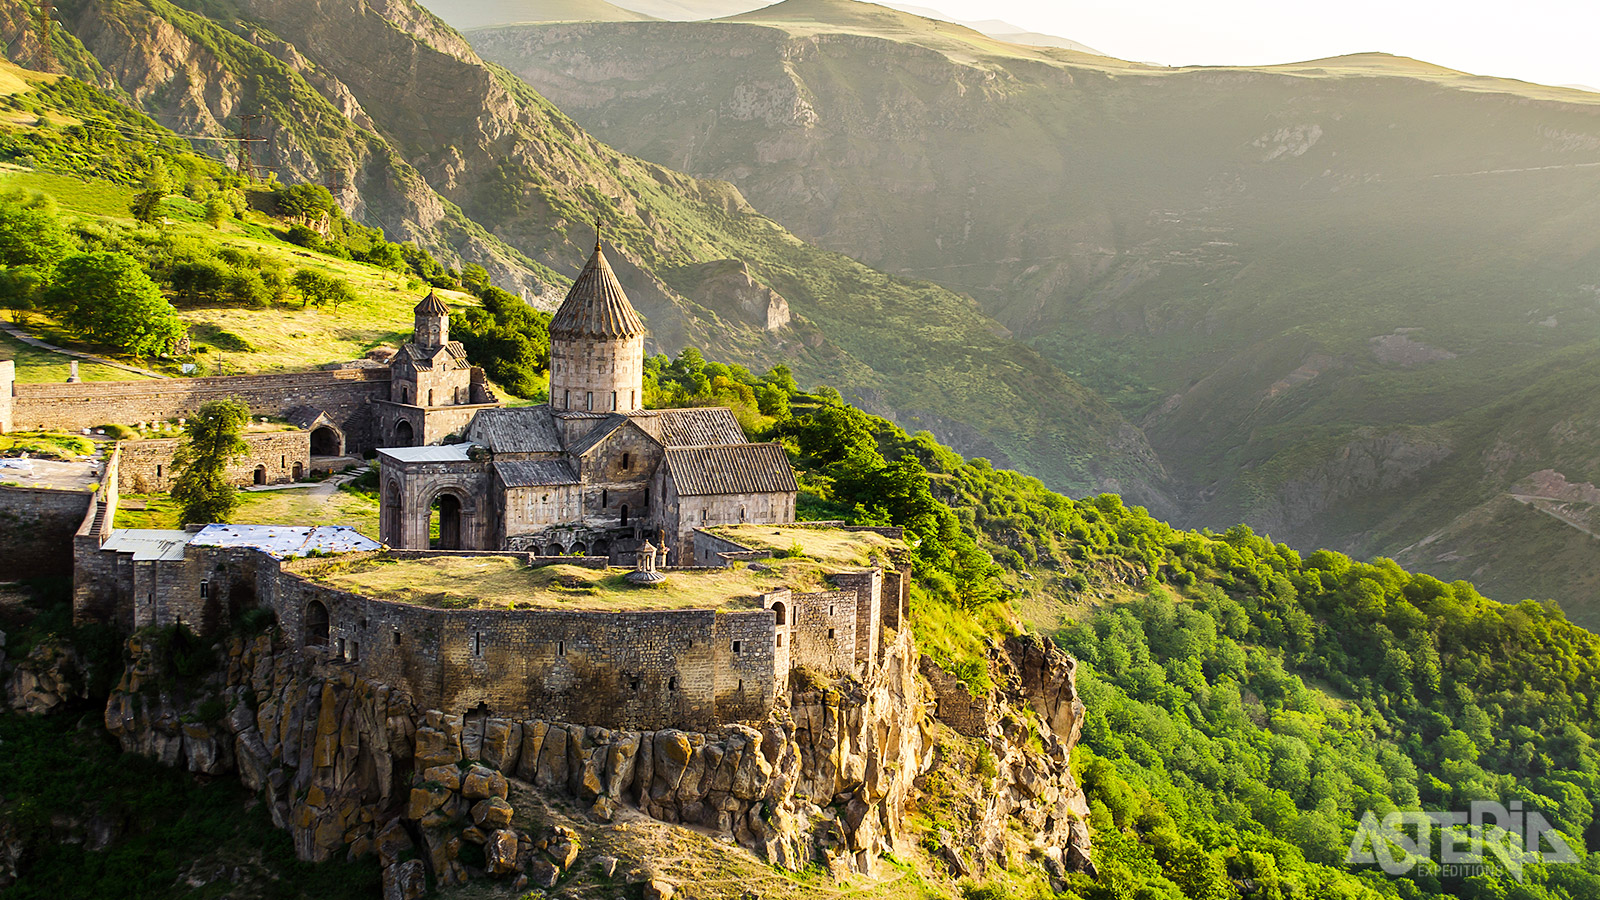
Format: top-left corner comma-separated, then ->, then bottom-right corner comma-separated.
72,511 -> 909,733
5,367 -> 393,452
117,430 -> 312,492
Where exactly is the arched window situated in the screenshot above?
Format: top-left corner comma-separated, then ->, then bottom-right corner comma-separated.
772,601 -> 787,626
304,600 -> 329,647
586,391 -> 594,411
620,504 -> 629,526
428,389 -> 434,407
621,452 -> 631,470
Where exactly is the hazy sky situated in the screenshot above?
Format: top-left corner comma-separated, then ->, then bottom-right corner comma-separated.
918,0 -> 1600,89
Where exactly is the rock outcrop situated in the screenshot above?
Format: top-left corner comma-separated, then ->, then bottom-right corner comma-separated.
98,623 -> 947,887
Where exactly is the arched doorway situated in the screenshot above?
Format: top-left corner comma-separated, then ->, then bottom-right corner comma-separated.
310,425 -> 341,456
570,542 -> 587,556
545,544 -> 563,557
383,484 -> 404,546
253,465 -> 267,485
772,601 -> 787,626
431,494 -> 462,550
395,420 -> 414,447
292,462 -> 305,480
304,600 -> 329,647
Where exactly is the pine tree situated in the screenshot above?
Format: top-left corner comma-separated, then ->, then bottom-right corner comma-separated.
170,399 -> 251,525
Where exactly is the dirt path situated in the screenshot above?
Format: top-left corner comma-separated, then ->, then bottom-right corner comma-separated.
0,320 -> 169,379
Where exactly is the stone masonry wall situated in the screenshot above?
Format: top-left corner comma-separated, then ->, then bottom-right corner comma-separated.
12,369 -> 390,452
0,485 -> 93,578
260,565 -> 781,731
117,431 -> 312,493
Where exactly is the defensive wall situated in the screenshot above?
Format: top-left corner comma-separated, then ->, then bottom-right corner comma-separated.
0,483 -> 95,578
8,369 -> 391,452
117,431 -> 312,493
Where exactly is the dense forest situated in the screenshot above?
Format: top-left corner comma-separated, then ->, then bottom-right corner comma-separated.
631,350 -> 1600,900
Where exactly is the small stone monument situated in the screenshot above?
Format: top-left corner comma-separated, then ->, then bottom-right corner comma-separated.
626,541 -> 666,585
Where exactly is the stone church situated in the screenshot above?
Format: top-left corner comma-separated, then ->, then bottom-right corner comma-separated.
377,241 -> 798,563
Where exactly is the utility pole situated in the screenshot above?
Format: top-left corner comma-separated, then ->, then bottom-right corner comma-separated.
236,114 -> 266,182
33,1 -> 57,74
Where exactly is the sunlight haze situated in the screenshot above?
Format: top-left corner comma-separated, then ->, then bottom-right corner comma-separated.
893,0 -> 1600,88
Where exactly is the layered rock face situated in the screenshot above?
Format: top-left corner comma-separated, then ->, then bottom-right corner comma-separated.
921,634 -> 1094,879
98,625 -> 937,888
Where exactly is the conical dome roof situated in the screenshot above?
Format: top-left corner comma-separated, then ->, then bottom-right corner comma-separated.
414,291 -> 449,316
550,243 -> 645,339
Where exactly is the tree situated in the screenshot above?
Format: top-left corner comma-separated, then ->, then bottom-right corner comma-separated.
0,189 -> 71,268
274,183 -> 336,225
44,252 -> 186,356
170,399 -> 251,525
129,159 -> 172,225
290,269 -> 355,309
203,195 -> 229,229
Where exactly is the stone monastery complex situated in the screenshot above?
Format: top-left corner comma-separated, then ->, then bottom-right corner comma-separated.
0,239 -> 1093,892
26,239 -> 915,733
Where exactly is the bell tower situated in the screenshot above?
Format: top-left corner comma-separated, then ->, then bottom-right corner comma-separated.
548,228 -> 646,413
413,291 -> 449,349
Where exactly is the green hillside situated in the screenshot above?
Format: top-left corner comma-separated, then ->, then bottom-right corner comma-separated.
466,1 -> 1600,617
0,0 -> 1172,502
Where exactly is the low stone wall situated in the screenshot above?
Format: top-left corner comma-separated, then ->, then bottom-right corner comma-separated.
0,485 -> 93,579
12,368 -> 389,452
117,431 -> 312,493
919,656 -> 991,737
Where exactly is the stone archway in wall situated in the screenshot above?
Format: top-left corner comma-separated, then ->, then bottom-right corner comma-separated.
253,465 -> 267,485
394,420 -> 415,447
304,600 -> 329,647
431,494 -> 463,550
310,425 -> 343,457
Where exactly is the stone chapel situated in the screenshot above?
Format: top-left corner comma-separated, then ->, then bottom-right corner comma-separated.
377,240 -> 798,562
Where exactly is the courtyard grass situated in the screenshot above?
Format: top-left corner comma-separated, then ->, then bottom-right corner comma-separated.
114,485 -> 380,537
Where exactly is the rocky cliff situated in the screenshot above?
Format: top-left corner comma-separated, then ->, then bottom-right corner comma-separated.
83,620 -> 1090,894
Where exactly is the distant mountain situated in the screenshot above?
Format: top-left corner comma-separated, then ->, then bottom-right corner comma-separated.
882,3 -> 1105,55
468,0 -> 1600,618
419,0 -> 657,28
618,0 -> 771,19
0,0 -> 1167,506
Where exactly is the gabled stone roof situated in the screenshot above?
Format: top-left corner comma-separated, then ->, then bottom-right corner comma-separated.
467,407 -> 563,454
396,341 -> 469,371
566,414 -> 630,457
632,407 -> 746,447
662,443 -> 797,497
284,406 -> 333,430
495,459 -> 580,488
550,244 -> 645,339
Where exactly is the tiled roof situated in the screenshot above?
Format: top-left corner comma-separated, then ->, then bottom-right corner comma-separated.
496,459 -> 580,488
550,244 -> 645,339
284,406 -> 332,430
467,407 -> 563,453
663,443 -> 797,497
566,414 -> 629,457
397,341 -> 469,371
414,291 -> 449,315
632,407 -> 746,447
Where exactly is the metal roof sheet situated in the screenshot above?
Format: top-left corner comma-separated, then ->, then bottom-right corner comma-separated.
190,524 -> 381,558
663,443 -> 798,497
101,529 -> 194,561
377,444 -> 476,463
